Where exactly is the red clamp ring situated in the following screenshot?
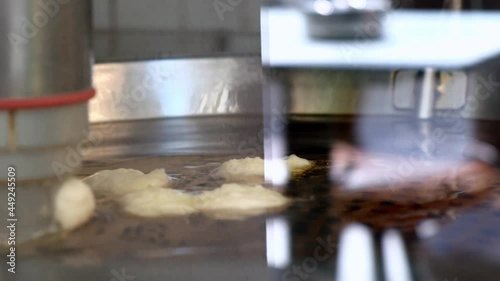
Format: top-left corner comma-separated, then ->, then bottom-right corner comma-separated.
0,88 -> 96,110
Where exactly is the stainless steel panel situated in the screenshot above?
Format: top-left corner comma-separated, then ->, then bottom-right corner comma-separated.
90,57 -> 263,123
392,71 -> 468,110
264,8 -> 500,69
83,115 -> 263,160
90,58 -> 500,123
280,69 -> 500,121
0,0 -> 92,99
286,70 -> 403,116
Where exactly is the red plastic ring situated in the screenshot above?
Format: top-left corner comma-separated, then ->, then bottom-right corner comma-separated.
0,88 -> 96,110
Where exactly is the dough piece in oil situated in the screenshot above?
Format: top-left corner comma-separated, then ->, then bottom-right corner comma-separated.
218,154 -> 311,180
83,168 -> 170,198
287,154 -> 313,174
54,179 -> 96,231
120,186 -> 198,217
193,183 -> 290,219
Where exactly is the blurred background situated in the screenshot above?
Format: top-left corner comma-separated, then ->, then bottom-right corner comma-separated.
92,0 -> 500,62
92,0 -> 261,62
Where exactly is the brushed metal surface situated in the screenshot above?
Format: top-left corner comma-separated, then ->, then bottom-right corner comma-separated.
0,0 -> 92,99
89,56 -> 500,123
83,115 -> 263,160
90,57 -> 263,123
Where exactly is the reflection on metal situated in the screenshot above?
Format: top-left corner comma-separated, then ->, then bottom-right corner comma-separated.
90,57 -> 262,123
336,225 -> 413,281
301,0 -> 388,14
348,0 -> 368,10
421,209 -> 500,281
263,80 -> 289,186
301,0 -> 389,38
418,68 -> 437,120
313,0 -> 334,16
382,229 -> 413,281
416,220 -> 441,239
462,141 -> 499,165
328,142 -> 480,190
266,218 -> 291,269
265,157 -> 289,186
336,224 -> 376,281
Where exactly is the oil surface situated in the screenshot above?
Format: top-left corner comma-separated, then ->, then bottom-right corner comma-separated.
4,115 -> 500,281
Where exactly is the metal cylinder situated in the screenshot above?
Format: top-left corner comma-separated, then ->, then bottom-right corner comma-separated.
0,0 -> 93,182
0,0 -> 93,244
0,0 -> 92,99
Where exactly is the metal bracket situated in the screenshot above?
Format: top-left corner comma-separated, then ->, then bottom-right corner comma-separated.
392,70 -> 468,115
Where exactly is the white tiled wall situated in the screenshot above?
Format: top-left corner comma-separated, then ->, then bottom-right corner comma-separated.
92,0 -> 260,33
